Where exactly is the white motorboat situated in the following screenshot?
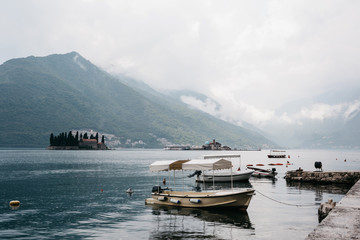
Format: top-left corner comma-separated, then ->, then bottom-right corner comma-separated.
267,150 -> 286,158
195,154 -> 254,183
197,170 -> 254,182
145,158 -> 255,209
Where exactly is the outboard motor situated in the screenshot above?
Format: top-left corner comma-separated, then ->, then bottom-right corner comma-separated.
152,185 -> 163,193
271,168 -> 277,177
188,170 -> 202,178
314,161 -> 322,171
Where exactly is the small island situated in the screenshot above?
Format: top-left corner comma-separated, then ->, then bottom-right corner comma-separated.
47,131 -> 108,150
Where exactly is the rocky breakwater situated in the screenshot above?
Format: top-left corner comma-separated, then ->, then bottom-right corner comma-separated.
285,170 -> 360,185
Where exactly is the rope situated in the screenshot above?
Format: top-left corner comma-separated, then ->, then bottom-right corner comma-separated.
254,189 -> 317,207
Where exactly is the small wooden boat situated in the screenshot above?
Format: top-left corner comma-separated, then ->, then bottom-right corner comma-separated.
145,158 -> 255,209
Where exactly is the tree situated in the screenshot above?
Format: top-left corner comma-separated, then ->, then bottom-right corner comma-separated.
75,131 -> 79,146
50,133 -> 54,146
95,133 -> 99,143
101,135 -> 105,144
83,132 -> 88,139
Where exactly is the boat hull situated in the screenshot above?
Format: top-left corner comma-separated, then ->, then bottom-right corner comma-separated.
267,155 -> 286,158
145,189 -> 255,209
196,171 -> 254,183
252,171 -> 277,178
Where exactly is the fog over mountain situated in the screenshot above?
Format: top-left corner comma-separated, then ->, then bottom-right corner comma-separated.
0,52 -> 277,149
1,1 -> 359,148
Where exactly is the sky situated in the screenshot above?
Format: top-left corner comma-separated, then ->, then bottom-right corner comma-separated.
1,0 -> 360,133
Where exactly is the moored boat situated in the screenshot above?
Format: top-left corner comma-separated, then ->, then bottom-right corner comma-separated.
267,150 -> 286,158
195,154 -> 254,183
247,166 -> 278,178
197,171 -> 254,183
145,158 -> 255,209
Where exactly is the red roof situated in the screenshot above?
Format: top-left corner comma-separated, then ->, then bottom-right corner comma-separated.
82,139 -> 97,142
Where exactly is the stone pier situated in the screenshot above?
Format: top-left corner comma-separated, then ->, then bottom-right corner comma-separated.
285,170 -> 360,185
285,170 -> 360,239
305,179 -> 360,239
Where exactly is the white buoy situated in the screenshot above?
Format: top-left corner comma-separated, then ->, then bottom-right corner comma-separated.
9,200 -> 20,207
9,200 -> 20,210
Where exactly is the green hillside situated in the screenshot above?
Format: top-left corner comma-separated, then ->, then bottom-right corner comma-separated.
0,52 -> 277,149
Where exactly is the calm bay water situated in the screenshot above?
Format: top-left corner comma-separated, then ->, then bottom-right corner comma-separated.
1,149 -> 360,239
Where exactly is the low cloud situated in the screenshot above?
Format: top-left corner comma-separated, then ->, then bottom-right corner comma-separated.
298,103 -> 343,121
181,95 -> 360,131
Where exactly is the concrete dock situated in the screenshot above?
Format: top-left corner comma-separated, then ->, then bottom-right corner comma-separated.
305,179 -> 360,239
284,170 -> 360,239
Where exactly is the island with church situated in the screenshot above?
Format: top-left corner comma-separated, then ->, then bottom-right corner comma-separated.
47,131 -> 108,150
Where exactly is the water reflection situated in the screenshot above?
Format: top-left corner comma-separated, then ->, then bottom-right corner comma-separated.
250,176 -> 278,185
149,205 -> 253,239
286,181 -> 352,202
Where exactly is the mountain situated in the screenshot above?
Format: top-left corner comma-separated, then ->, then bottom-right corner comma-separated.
264,87 -> 360,149
0,52 -> 277,149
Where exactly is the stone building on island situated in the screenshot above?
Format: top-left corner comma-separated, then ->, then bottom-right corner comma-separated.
202,139 -> 231,150
79,139 -> 108,150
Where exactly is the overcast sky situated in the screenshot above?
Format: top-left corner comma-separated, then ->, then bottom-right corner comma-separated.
1,0 -> 360,129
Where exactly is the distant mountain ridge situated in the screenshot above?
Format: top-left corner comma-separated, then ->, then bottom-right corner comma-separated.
0,52 -> 278,149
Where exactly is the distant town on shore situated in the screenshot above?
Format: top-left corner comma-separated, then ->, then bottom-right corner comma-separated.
47,131 -> 108,150
164,139 -> 233,151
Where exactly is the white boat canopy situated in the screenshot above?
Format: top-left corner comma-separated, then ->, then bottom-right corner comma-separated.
149,160 -> 189,172
182,158 -> 233,171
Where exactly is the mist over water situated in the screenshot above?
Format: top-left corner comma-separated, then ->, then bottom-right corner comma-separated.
1,149 -> 359,239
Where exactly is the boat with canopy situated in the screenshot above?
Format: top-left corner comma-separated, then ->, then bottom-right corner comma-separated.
145,157 -> 255,209
194,154 -> 254,183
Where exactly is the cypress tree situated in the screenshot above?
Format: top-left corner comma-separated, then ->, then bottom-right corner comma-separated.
64,132 -> 68,146
101,135 -> 105,144
50,133 -> 54,146
75,131 -> 79,146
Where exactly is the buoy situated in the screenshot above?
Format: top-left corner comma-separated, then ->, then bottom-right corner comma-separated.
100,189 -> 103,193
170,198 -> 180,204
189,199 -> 201,203
9,200 -> 20,207
162,178 -> 166,185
